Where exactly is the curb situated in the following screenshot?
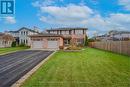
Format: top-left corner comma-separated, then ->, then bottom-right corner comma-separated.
11,51 -> 57,87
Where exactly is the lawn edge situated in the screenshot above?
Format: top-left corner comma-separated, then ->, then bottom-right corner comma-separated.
0,49 -> 27,56
0,51 -> 18,55
11,51 -> 57,87
0,47 -> 29,56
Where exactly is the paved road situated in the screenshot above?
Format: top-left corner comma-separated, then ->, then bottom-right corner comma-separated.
0,50 -> 53,87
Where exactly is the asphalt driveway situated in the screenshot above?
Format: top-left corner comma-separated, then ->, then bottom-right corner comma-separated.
0,50 -> 53,87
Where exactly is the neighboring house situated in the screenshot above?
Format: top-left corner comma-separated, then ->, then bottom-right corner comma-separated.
94,30 -> 130,41
109,31 -> 130,41
7,27 -> 39,46
0,33 -> 14,48
29,28 -> 87,49
95,34 -> 111,41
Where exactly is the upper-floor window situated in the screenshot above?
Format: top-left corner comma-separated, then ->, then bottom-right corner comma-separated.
26,31 -> 28,35
49,31 -> 57,34
20,31 -> 23,35
49,31 -> 52,34
61,31 -> 69,35
24,31 -> 26,35
75,30 -> 83,35
20,31 -> 29,35
53,31 -> 57,34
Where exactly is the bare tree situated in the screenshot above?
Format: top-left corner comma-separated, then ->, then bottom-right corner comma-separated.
2,34 -> 14,47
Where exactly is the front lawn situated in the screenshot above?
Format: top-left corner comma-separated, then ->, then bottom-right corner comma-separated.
0,47 -> 29,54
22,48 -> 130,87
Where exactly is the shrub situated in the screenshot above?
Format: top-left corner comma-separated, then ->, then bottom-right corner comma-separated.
59,46 -> 64,50
26,46 -> 31,48
19,43 -> 26,47
88,38 -> 95,42
66,45 -> 81,50
77,44 -> 84,47
11,41 -> 16,47
84,35 -> 88,46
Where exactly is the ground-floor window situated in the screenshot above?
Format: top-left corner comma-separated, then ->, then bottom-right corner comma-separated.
64,39 -> 70,45
26,39 -> 28,44
76,38 -> 84,45
20,39 -> 23,43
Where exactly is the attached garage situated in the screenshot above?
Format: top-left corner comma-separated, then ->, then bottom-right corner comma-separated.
48,40 -> 59,49
30,34 -> 63,50
32,41 -> 44,49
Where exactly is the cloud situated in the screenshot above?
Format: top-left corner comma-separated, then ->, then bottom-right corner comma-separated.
32,1 -> 130,37
40,4 -> 93,17
87,30 -> 98,38
119,0 -> 130,11
39,4 -> 94,26
4,17 -> 16,24
107,13 -> 130,30
86,13 -> 130,32
32,0 -> 56,7
39,4 -> 130,31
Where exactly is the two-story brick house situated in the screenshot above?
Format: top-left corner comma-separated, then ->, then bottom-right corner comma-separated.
29,28 -> 87,49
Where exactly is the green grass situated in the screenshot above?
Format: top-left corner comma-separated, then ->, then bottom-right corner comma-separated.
0,47 -> 29,54
22,48 -> 130,87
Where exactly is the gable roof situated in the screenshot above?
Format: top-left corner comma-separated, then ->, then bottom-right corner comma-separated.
18,27 -> 38,33
8,27 -> 39,33
8,31 -> 19,33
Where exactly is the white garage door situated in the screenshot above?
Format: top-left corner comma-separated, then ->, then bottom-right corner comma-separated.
32,41 -> 43,49
48,41 -> 58,49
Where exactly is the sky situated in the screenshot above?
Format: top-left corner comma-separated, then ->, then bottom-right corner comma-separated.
0,0 -> 130,37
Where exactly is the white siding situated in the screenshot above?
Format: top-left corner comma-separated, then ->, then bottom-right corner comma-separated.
19,29 -> 38,46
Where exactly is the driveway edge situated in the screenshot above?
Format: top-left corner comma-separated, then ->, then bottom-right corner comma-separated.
11,51 -> 57,87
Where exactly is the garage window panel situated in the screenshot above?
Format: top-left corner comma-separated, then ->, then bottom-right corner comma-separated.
48,38 -> 58,41
33,38 -> 42,41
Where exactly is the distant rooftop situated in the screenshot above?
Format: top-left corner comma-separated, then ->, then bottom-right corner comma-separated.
114,31 -> 130,35
18,27 -> 38,33
8,31 -> 18,33
0,33 -> 4,36
46,27 -> 88,31
94,30 -> 130,38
